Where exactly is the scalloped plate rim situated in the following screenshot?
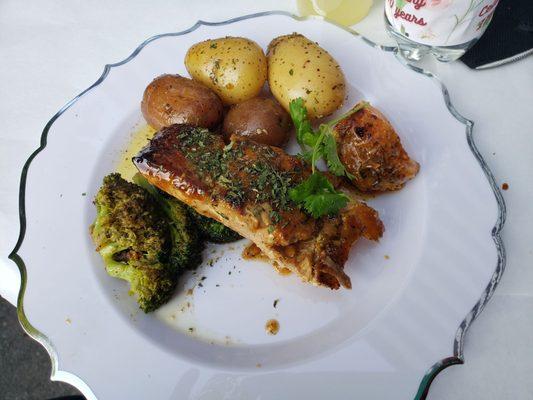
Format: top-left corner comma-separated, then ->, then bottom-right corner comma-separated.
8,10 -> 506,400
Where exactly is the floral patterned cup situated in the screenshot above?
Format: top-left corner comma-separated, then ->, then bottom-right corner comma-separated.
385,0 -> 500,61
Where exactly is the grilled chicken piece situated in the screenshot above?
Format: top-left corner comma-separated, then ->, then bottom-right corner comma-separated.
133,124 -> 383,289
333,104 -> 420,192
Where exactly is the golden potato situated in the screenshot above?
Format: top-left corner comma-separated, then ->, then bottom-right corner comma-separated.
267,33 -> 346,119
222,97 -> 292,147
185,37 -> 267,105
141,74 -> 223,130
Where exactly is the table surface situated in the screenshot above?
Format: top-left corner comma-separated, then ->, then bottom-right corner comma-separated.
0,1 -> 531,399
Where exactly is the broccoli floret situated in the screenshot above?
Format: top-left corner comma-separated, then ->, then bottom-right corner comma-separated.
133,173 -> 203,270
133,173 -> 240,244
187,209 -> 242,243
90,173 -> 176,312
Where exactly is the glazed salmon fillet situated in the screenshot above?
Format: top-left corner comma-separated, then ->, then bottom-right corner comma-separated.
334,104 -> 420,192
133,124 -> 383,289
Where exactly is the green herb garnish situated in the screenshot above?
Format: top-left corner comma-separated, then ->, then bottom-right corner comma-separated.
289,97 -> 367,179
289,172 -> 349,218
287,98 -> 367,218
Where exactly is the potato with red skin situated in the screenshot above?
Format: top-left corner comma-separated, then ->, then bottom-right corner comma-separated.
141,74 -> 223,130
222,97 -> 292,147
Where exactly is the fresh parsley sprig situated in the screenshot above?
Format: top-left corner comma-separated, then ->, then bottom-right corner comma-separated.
289,172 -> 349,218
290,97 -> 367,178
289,98 -> 316,148
287,98 -> 367,218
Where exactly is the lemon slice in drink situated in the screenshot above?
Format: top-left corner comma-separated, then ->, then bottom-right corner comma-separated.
298,0 -> 373,26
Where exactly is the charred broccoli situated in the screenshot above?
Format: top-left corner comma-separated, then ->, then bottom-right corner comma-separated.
187,209 -> 242,243
133,173 -> 203,270
90,173 -> 176,312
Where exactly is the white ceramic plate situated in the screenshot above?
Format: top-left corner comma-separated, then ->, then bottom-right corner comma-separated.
10,11 -> 505,400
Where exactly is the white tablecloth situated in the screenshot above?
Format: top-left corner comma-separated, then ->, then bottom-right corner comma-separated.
1,1 -> 531,398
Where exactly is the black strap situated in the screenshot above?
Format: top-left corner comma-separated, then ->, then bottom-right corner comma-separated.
462,0 -> 533,69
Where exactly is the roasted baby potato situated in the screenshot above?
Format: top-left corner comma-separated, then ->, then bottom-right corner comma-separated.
222,97 -> 292,147
185,37 -> 268,105
141,74 -> 224,130
267,33 -> 346,119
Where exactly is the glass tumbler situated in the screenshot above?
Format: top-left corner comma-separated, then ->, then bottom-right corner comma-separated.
385,0 -> 500,62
